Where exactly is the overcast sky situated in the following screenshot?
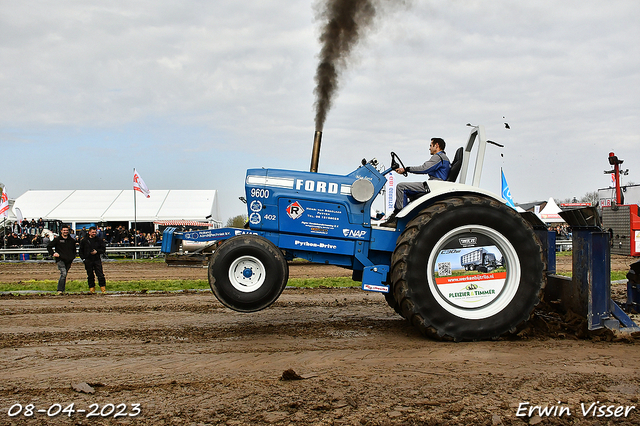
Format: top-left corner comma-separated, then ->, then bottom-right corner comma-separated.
1,0 -> 639,222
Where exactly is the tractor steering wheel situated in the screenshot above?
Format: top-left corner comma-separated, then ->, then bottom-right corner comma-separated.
390,152 -> 408,177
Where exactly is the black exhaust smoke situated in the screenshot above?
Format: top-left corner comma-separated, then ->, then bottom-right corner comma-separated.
310,1 -> 408,172
311,0 -> 377,172
313,0 -> 377,133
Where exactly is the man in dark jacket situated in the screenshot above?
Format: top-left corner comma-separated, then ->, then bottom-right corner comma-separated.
46,225 -> 76,295
79,226 -> 107,294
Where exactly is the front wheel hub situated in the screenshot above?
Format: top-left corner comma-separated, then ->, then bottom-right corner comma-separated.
229,255 -> 266,293
427,225 -> 520,320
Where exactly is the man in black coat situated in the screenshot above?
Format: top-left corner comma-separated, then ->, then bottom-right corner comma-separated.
46,225 -> 76,295
79,226 -> 107,294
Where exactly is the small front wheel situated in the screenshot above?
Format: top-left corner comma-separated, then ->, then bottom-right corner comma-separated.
208,235 -> 288,312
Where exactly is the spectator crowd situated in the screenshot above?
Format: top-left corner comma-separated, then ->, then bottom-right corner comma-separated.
2,220 -> 164,249
3,218 -> 49,248
550,224 -> 572,240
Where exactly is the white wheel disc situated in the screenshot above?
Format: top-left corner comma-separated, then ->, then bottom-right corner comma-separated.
228,255 -> 266,293
427,225 -> 520,320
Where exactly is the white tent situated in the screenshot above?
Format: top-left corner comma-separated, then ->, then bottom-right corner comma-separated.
13,190 -> 222,229
538,197 -> 565,223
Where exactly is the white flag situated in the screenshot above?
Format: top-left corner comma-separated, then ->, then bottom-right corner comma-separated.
15,207 -> 23,223
133,169 -> 150,198
0,188 -> 9,218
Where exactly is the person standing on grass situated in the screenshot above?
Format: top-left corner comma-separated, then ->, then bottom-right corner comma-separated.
79,226 -> 107,294
46,225 -> 77,295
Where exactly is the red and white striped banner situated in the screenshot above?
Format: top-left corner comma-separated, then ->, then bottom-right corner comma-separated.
133,168 -> 150,198
0,188 -> 9,218
153,220 -> 213,227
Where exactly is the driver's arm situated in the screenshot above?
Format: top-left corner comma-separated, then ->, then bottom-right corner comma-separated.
405,154 -> 440,174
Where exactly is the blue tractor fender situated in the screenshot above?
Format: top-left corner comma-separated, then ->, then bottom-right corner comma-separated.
393,180 -> 507,229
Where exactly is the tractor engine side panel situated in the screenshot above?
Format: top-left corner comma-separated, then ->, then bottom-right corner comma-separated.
277,198 -> 367,240
244,168 -> 388,264
245,169 -> 367,232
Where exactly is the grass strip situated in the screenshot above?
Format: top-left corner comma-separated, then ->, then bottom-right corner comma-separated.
555,271 -> 628,281
288,277 -> 358,288
2,270 -> 631,293
0,279 -> 208,293
0,277 -> 358,293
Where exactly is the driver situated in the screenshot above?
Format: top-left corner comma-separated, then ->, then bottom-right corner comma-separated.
383,138 -> 450,227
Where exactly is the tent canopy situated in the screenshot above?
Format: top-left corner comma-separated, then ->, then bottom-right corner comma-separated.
13,190 -> 221,225
538,197 -> 565,223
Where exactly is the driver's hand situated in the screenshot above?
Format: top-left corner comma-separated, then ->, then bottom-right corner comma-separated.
395,167 -> 405,174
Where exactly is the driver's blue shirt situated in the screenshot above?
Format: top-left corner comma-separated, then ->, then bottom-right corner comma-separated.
406,152 -> 451,180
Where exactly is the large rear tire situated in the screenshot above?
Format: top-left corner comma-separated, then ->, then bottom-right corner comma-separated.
208,235 -> 288,312
391,195 -> 545,341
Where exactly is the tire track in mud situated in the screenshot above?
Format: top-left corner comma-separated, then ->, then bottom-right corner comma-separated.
0,290 -> 381,315
0,315 -> 407,350
0,290 -> 407,351
2,289 -> 637,350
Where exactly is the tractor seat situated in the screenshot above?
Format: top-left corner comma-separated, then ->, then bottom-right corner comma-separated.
446,147 -> 463,182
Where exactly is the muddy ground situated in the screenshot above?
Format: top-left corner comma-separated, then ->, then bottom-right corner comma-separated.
0,259 -> 355,284
0,258 -> 639,425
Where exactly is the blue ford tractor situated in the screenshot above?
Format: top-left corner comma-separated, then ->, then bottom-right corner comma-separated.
162,125 -> 561,341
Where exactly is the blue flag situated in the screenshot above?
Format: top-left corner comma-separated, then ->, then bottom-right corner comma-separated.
501,169 -> 516,209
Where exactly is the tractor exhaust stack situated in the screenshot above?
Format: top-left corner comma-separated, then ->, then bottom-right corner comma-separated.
310,131 -> 322,173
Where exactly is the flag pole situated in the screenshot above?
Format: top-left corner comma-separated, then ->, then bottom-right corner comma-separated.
133,168 -> 137,260
132,168 -> 150,259
1,186 -> 7,256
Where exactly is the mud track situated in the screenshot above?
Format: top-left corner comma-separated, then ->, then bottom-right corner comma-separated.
0,259 -> 639,425
0,260 -> 355,283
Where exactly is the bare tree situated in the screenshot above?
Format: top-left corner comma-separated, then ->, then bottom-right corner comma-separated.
557,191 -> 599,206
558,196 -> 574,204
226,215 -> 247,228
580,191 -> 599,205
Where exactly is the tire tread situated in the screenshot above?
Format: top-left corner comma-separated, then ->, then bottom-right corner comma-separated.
391,195 -> 545,341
